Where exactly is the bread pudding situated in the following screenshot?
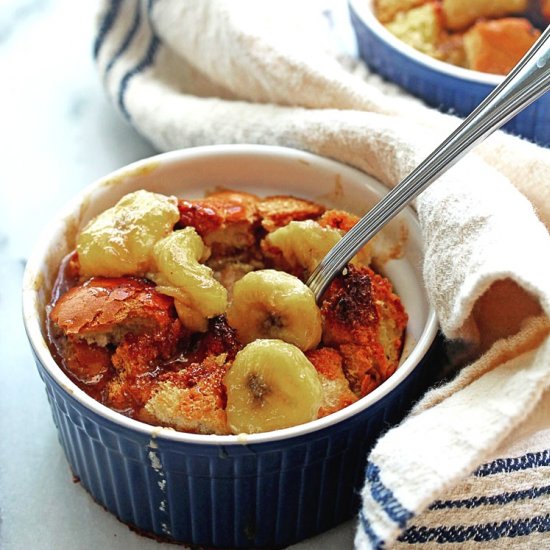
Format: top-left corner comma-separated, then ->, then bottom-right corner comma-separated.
374,0 -> 545,75
47,189 -> 407,435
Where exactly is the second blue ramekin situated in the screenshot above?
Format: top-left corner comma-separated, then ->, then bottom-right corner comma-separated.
348,0 -> 550,146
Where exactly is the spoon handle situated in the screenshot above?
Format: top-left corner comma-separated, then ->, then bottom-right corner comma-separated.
307,24 -> 550,301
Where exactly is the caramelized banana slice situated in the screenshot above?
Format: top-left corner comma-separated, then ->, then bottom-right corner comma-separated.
263,219 -> 371,276
226,269 -> 322,351
77,190 -> 179,278
153,227 -> 228,332
263,220 -> 341,275
224,339 -> 322,433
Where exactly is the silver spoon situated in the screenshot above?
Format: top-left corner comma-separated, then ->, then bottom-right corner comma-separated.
307,24 -> 550,301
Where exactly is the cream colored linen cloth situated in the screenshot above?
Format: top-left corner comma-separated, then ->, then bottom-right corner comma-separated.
94,0 -> 550,547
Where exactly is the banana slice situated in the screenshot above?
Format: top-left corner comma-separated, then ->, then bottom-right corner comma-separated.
264,219 -> 372,275
226,269 -> 322,350
224,339 -> 323,433
152,227 -> 228,332
77,190 -> 180,278
263,220 -> 341,274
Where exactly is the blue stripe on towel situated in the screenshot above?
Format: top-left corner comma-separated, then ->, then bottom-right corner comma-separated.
118,32 -> 160,120
430,485 -> 550,510
398,514 -> 550,543
93,0 -> 123,59
474,450 -> 550,477
104,3 -> 142,76
359,509 -> 385,550
365,462 -> 413,527
117,0 -> 161,120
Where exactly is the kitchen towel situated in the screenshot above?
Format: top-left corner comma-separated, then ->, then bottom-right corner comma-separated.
93,0 -> 550,547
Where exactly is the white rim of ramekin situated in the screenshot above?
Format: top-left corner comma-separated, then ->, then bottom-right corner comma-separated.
349,0 -> 503,87
23,144 -> 438,446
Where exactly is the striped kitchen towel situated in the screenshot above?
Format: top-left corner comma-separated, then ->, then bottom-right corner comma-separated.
358,314 -> 550,549
384,447 -> 550,548
92,1 -> 550,547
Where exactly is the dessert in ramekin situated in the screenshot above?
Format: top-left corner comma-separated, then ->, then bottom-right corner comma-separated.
373,0 -> 544,75
46,186 -> 409,436
23,145 -> 438,548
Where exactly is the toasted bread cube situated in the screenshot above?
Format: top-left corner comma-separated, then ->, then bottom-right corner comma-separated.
464,18 -> 540,75
437,32 -> 466,67
442,0 -> 528,31
385,2 -> 444,57
257,195 -> 325,232
177,191 -> 259,254
542,0 -> 550,20
50,277 -> 178,345
306,347 -> 358,417
144,356 -> 230,435
63,337 -> 113,386
374,0 -> 430,23
321,265 -> 407,395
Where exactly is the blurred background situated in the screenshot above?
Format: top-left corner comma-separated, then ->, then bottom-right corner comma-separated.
0,1 -> 155,260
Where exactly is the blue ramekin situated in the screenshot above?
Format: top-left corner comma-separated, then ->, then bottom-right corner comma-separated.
348,0 -> 550,147
32,343 -> 440,547
23,145 -> 439,548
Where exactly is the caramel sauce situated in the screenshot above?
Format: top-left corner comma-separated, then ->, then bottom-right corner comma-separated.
46,250 -> 238,419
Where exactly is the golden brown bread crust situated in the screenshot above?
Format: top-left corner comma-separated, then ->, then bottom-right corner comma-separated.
321,265 -> 408,396
111,322 -> 183,377
375,0 -> 431,23
177,191 -> 260,254
257,195 -> 325,232
105,318 -> 237,426
50,276 -> 185,415
318,209 -> 360,232
442,0 -> 528,31
189,316 -> 242,363
177,191 -> 326,258
136,317 -> 239,433
306,347 -> 358,417
50,277 -> 178,344
464,18 -> 540,75
105,371 -> 156,416
321,266 -> 380,347
143,354 -> 230,434
385,2 -> 445,58
62,337 -> 113,387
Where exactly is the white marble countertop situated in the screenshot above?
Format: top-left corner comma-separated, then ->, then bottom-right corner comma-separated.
0,1 -> 355,548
